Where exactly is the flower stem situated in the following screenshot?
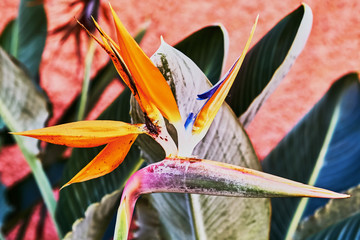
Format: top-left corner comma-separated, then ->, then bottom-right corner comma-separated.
114,173 -> 141,240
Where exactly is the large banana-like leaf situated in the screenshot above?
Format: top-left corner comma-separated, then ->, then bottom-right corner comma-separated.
3,162 -> 64,233
306,214 -> 360,240
0,0 -> 47,81
294,185 -> 360,239
0,47 -> 48,154
0,47 -> 56,234
17,0 -> 47,80
0,0 -> 47,142
174,25 -> 228,85
226,4 -> 312,127
63,190 -> 122,240
262,73 -> 360,239
0,20 -> 16,61
131,40 -> 270,239
132,195 -> 163,239
0,182 -> 11,237
55,89 -> 142,235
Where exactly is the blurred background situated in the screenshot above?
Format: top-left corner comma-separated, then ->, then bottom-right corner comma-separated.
0,0 -> 359,239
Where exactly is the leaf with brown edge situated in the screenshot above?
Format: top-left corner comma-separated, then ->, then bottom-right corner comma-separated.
62,134 -> 138,188
12,120 -> 145,148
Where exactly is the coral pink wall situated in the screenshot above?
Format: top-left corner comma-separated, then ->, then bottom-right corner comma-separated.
0,0 -> 359,239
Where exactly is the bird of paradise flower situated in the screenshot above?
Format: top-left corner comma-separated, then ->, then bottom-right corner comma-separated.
13,4 -> 349,239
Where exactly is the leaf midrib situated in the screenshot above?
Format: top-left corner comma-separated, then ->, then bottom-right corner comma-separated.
285,103 -> 341,240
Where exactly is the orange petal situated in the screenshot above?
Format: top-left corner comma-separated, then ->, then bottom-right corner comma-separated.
89,19 -> 134,92
192,16 -> 258,136
82,18 -> 163,123
61,134 -> 138,188
12,120 -> 145,148
109,4 -> 181,124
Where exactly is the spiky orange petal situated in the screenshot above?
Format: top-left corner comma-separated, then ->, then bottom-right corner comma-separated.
12,120 -> 145,148
61,134 -> 138,188
80,17 -> 163,123
109,4 -> 181,124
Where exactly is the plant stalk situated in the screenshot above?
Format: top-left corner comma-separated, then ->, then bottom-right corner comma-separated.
13,135 -> 62,238
77,37 -> 96,121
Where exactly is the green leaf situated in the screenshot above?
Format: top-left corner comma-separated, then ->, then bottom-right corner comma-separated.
174,25 -> 228,84
305,213 -> 360,240
2,162 -> 65,233
0,0 -> 48,135
0,47 -> 48,154
0,117 -> 6,133
226,4 -> 312,127
63,190 -> 122,240
133,20 -> 150,44
131,40 -> 270,239
56,60 -> 118,125
0,118 -> 4,131
0,1 -> 47,81
262,72 -> 360,239
132,195 -> 163,239
295,185 -> 360,239
0,182 -> 12,229
17,0 -> 47,80
0,47 -> 59,235
0,20 -> 17,56
76,38 -> 97,121
55,89 -> 142,235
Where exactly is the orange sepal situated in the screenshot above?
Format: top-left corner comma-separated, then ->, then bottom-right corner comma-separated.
12,120 -> 145,148
61,134 -> 138,188
81,17 -> 163,123
109,4 -> 181,124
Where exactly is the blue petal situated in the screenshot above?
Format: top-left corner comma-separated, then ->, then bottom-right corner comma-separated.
196,58 -> 238,100
197,79 -> 224,100
184,112 -> 196,130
